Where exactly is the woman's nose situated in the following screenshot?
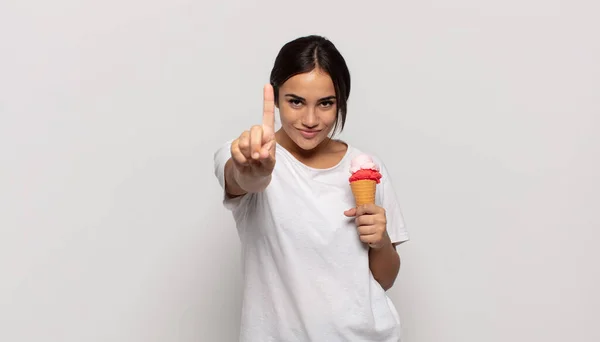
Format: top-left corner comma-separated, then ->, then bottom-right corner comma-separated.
302,108 -> 318,128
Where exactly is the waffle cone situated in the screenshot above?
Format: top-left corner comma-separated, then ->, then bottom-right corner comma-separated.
350,179 -> 377,206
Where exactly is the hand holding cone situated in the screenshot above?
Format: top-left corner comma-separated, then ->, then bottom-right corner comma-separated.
346,154 -> 387,249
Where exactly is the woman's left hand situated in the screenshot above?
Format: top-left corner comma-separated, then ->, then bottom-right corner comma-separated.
344,204 -> 390,249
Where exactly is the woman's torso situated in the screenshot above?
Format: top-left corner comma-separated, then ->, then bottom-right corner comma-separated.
233,143 -> 402,342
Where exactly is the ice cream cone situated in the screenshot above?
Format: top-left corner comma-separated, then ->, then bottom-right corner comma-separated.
350,179 -> 377,206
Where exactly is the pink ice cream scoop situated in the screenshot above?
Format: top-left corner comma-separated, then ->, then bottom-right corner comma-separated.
349,153 -> 380,173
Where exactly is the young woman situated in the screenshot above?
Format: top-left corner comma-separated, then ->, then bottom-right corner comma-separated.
213,35 -> 409,342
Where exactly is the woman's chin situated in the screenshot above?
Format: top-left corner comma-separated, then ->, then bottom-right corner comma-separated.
292,135 -> 326,151
279,128 -> 328,152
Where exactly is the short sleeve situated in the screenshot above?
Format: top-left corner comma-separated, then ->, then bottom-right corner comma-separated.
375,158 -> 410,245
213,140 -> 251,214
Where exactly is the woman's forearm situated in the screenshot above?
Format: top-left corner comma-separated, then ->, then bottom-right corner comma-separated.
368,234 -> 401,291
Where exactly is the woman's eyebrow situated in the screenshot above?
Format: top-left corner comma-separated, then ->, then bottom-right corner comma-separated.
318,96 -> 336,101
284,94 -> 305,101
284,94 -> 336,101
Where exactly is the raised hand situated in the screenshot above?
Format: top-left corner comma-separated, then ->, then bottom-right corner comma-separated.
230,84 -> 277,179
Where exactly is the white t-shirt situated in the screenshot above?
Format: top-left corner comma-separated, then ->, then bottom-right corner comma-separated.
213,140 -> 410,342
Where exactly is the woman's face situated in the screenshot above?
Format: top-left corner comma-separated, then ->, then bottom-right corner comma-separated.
276,68 -> 338,152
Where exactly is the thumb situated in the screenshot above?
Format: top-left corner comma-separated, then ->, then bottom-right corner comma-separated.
344,208 -> 357,217
259,139 -> 276,159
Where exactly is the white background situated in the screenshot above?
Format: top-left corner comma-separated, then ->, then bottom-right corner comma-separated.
1,0 -> 599,341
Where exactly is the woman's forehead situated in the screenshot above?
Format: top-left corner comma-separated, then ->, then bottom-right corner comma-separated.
280,69 -> 335,98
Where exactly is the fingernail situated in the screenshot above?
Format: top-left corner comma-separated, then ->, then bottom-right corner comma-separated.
252,152 -> 259,159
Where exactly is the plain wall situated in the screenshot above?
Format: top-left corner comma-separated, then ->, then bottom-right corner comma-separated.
1,0 -> 599,341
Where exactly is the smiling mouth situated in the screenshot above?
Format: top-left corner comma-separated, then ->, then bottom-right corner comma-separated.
297,128 -> 321,138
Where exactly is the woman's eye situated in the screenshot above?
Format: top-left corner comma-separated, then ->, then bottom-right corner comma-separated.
320,101 -> 334,108
289,99 -> 302,106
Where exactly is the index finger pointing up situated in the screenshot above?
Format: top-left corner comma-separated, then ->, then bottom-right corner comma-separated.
262,83 -> 275,136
